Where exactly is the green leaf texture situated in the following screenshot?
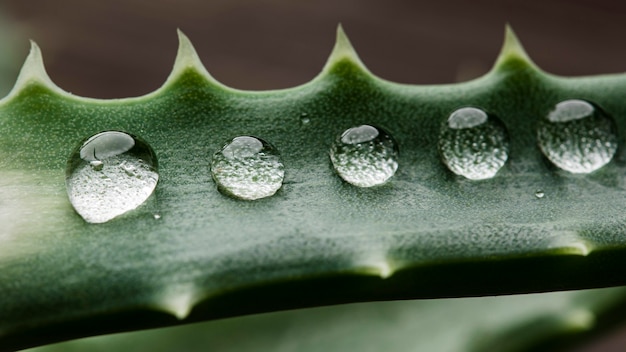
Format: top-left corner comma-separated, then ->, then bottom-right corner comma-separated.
2,26 -> 626,349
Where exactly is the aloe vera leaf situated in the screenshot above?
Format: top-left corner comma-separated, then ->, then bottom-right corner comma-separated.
3,26 -> 626,350
27,287 -> 626,352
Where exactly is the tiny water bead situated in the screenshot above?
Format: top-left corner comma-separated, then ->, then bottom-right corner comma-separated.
66,131 -> 159,224
438,107 -> 509,180
537,99 -> 618,174
89,160 -> 103,171
300,113 -> 311,125
211,136 -> 285,200
329,125 -> 399,187
535,190 -> 545,199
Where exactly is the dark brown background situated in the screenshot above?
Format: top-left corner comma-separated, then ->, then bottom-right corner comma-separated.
2,0 -> 626,350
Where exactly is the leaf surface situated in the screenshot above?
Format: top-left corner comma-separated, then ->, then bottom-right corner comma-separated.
2,26 -> 626,350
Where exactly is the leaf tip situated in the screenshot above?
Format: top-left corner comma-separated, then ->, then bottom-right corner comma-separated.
322,24 -> 368,74
335,24 -> 351,51
159,295 -> 193,320
156,288 -> 197,320
168,29 -> 215,84
567,241 -> 593,256
376,261 -> 394,279
358,255 -> 396,279
175,29 -> 196,61
550,235 -> 594,257
22,41 -> 50,80
493,24 -> 538,72
3,40 -> 58,101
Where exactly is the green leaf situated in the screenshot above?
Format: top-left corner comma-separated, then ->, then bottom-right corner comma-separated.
3,26 -> 626,350
27,287 -> 626,352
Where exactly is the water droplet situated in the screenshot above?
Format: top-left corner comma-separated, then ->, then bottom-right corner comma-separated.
537,99 -> 618,173
211,136 -> 284,200
153,214 -> 161,220
89,160 -> 103,171
300,113 -> 310,125
535,190 -> 545,199
439,107 -> 509,180
329,125 -> 398,187
66,131 -> 159,223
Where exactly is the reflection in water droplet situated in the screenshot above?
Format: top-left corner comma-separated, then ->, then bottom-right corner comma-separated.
537,99 -> 618,173
439,107 -> 509,180
153,214 -> 161,220
211,136 -> 284,200
66,131 -> 159,223
330,125 -> 398,187
535,190 -> 545,199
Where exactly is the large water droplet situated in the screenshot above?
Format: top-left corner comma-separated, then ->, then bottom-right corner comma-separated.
537,99 -> 618,173
439,107 -> 509,180
211,136 -> 284,200
329,125 -> 399,187
66,131 -> 159,223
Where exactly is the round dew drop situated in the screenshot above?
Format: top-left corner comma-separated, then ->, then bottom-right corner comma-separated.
300,113 -> 311,125
329,125 -> 399,187
211,136 -> 285,200
438,107 -> 509,180
537,99 -> 618,174
66,131 -> 159,223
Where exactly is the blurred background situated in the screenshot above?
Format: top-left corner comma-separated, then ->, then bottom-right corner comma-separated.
2,0 -> 626,351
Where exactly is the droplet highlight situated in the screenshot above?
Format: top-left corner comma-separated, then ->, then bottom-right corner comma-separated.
66,131 -> 159,223
439,107 -> 509,180
329,125 -> 399,187
211,136 -> 284,200
535,190 -> 545,199
537,99 -> 618,174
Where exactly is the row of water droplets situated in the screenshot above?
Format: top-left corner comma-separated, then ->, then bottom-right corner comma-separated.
65,99 -> 618,224
439,99 -> 617,180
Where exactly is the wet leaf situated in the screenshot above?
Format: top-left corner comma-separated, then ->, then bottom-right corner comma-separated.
2,26 -> 626,350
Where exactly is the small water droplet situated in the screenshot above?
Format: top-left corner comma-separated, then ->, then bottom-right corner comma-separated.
153,214 -> 161,220
300,112 -> 310,125
537,99 -> 618,173
535,190 -> 545,199
66,131 -> 159,223
89,160 -> 103,171
211,136 -> 284,200
439,107 -> 509,180
330,125 -> 398,187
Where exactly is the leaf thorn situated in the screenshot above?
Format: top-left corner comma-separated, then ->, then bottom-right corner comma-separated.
322,24 -> 369,74
155,285 -> 198,320
166,29 -> 218,87
492,24 -> 539,73
1,41 -> 61,103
